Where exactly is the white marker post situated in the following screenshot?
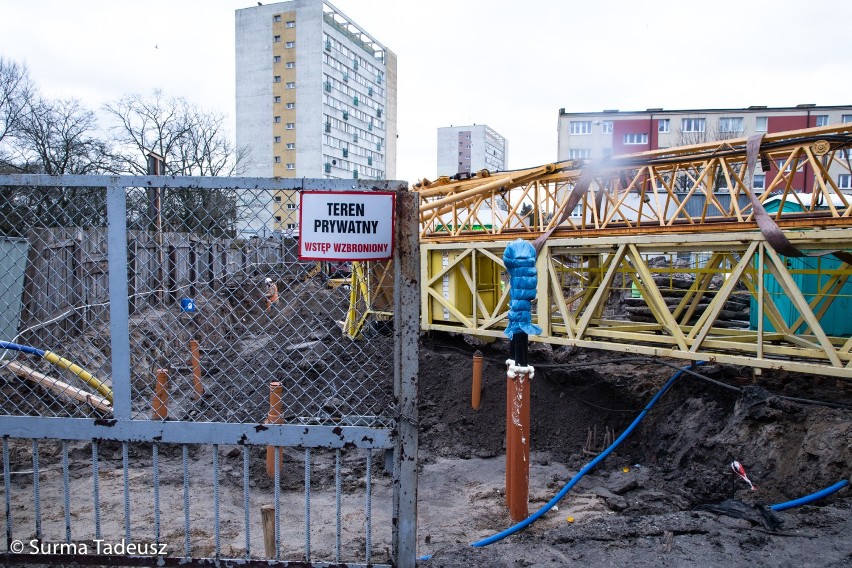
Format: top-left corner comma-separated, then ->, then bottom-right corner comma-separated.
299,191 -> 395,261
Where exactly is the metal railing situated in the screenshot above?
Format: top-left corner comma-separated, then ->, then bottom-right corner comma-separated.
0,174 -> 419,567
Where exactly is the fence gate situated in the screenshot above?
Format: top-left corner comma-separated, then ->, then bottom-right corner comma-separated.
0,174 -> 419,567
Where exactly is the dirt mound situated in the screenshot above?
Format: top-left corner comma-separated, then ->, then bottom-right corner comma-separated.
417,333 -> 852,564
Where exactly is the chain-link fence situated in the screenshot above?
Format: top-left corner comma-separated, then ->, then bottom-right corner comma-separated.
0,174 -> 419,568
0,177 -> 399,425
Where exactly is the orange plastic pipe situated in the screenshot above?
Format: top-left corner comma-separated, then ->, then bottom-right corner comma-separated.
189,339 -> 205,399
152,368 -> 169,420
506,370 -> 531,522
471,350 -> 483,410
265,381 -> 284,479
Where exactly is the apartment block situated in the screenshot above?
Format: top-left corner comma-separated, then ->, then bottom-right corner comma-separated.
558,105 -> 852,194
437,124 -> 508,177
236,0 -> 397,236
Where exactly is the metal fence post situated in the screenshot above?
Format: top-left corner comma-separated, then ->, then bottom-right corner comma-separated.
106,182 -> 131,419
392,186 -> 419,568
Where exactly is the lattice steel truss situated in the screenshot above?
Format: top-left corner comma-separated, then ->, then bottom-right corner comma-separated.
418,125 -> 852,379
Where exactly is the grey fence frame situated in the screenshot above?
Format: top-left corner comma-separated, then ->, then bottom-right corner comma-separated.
0,174 -> 420,568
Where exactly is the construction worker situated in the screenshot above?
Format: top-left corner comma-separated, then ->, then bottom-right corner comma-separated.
263,277 -> 279,312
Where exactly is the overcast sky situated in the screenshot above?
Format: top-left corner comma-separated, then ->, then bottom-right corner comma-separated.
3,0 -> 851,182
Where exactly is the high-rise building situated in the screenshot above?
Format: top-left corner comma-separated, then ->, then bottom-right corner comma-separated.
557,104 -> 852,194
437,125 -> 508,177
236,0 -> 397,236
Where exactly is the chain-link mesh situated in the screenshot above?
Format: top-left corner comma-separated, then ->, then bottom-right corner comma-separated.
0,179 -> 395,426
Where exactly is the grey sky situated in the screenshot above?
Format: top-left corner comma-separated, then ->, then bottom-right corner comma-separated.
3,0 -> 850,182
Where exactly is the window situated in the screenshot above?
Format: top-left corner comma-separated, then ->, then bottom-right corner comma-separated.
658,119 -> 670,133
273,76 -> 281,83
601,120 -> 613,134
286,102 -> 295,109
839,174 -> 852,189
286,143 -> 295,149
324,163 -> 332,173
274,96 -> 281,103
570,121 -> 592,135
275,216 -> 282,222
287,223 -> 297,229
681,118 -> 706,133
286,61 -> 295,69
286,82 -> 295,89
273,55 -> 281,63
286,122 -> 295,129
569,148 -> 591,159
273,15 -> 281,22
324,81 -> 332,92
815,115 -> 829,127
623,133 -> 648,145
753,174 -> 765,190
353,169 -> 358,179
274,196 -> 282,202
377,108 -> 382,117
273,136 -> 281,143
719,117 -> 744,133
287,203 -> 298,210
776,158 -> 801,172
273,116 -> 281,123
342,110 -> 349,120
755,116 -> 768,131
285,41 -> 295,48
273,35 -> 281,43
274,156 -> 281,163
286,20 -> 295,28
843,115 -> 852,123
286,163 -> 295,170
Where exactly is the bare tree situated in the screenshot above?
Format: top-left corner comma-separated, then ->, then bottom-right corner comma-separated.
104,90 -> 246,236
1,96 -> 118,231
0,57 -> 34,167
15,97 -> 116,175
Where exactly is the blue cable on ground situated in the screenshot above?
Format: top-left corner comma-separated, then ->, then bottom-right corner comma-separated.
416,361 -> 704,561
769,479 -> 849,512
470,360 -> 704,548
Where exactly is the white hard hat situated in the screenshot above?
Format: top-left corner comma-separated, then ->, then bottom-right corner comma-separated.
265,277 -> 272,283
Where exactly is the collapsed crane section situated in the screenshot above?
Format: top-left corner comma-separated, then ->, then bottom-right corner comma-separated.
408,124 -> 852,379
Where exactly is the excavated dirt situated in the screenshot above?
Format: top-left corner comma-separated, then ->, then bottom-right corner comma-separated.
415,336 -> 852,566
1,273 -> 851,566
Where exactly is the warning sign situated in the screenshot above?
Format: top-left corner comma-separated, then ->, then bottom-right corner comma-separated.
299,191 -> 395,261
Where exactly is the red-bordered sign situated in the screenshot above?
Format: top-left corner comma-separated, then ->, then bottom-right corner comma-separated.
299,191 -> 395,261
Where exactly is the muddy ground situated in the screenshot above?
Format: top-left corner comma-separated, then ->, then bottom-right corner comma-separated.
1,274 -> 851,566
416,336 -> 852,566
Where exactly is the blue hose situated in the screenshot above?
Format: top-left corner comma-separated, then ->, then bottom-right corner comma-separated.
419,360 -> 847,561
468,360 -> 704,548
417,362 -> 702,561
769,479 -> 849,512
0,340 -> 45,357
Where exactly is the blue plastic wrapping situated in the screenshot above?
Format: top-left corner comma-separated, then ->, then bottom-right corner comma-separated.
503,239 -> 542,338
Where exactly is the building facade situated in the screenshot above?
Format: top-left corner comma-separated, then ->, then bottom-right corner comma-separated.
557,105 -> 852,194
236,0 -> 397,236
437,124 -> 508,177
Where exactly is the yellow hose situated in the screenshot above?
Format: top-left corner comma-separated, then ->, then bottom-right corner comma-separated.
43,351 -> 113,403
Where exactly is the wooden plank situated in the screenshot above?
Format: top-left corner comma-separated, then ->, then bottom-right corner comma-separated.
3,360 -> 112,413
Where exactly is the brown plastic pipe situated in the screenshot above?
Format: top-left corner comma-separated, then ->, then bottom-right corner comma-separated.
152,368 -> 169,420
189,339 -> 205,399
506,370 -> 531,522
265,381 -> 284,479
471,350 -> 483,410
